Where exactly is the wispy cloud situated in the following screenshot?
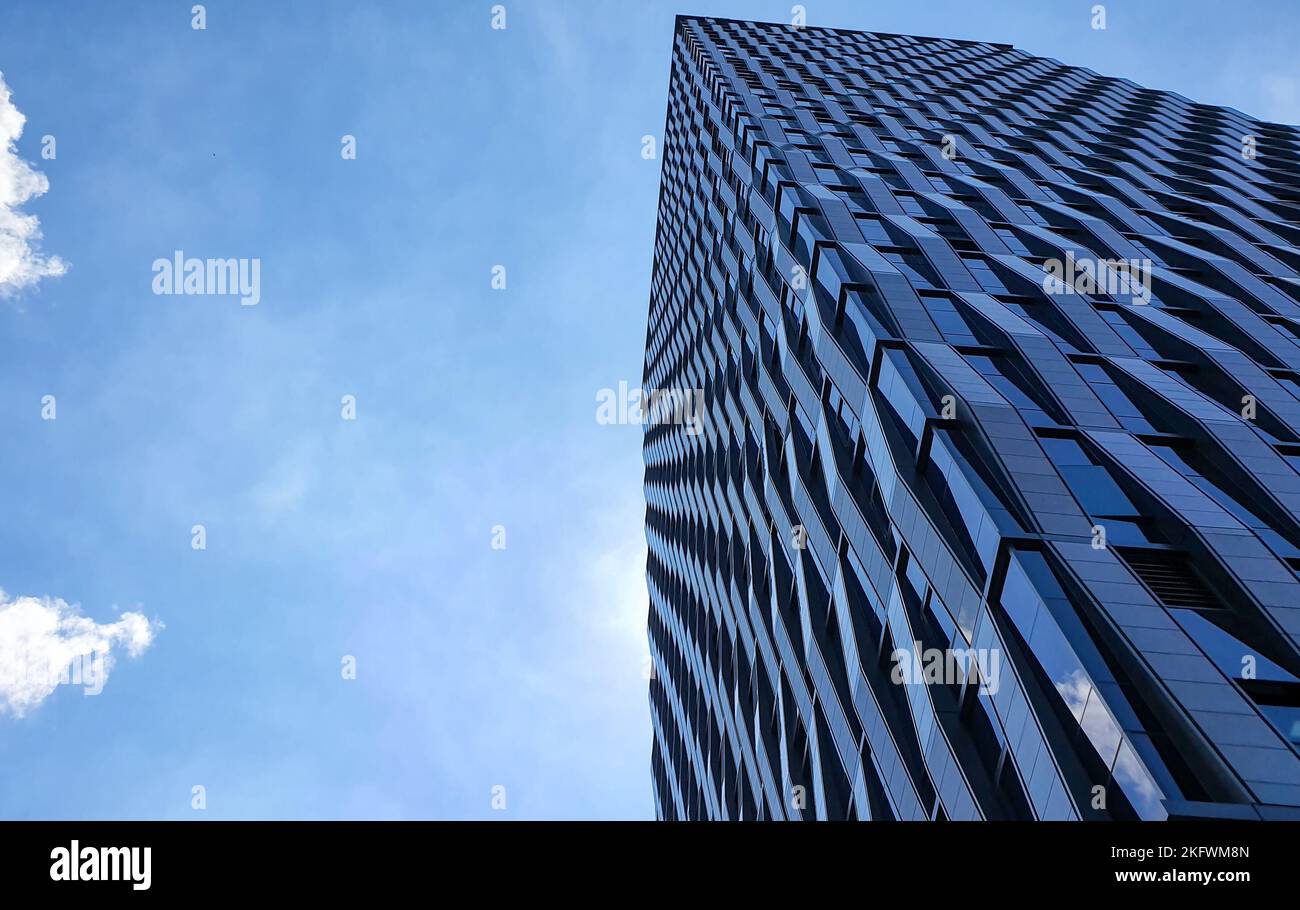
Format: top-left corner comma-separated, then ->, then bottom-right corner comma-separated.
0,71 -> 66,296
1260,73 -> 1300,125
0,592 -> 160,717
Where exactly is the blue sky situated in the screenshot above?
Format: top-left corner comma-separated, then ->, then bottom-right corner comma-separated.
0,0 -> 1295,820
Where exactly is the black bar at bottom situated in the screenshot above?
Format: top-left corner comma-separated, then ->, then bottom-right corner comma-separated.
0,821 -> 1283,895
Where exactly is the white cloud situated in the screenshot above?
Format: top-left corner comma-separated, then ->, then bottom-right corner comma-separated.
0,71 -> 67,296
0,591 -> 160,717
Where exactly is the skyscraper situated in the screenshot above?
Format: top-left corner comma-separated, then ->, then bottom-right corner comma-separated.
643,15 -> 1300,821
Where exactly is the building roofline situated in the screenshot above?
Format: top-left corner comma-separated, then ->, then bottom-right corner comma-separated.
672,13 -> 1015,52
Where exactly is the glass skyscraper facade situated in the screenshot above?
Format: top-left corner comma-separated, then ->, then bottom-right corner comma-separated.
643,16 -> 1300,821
